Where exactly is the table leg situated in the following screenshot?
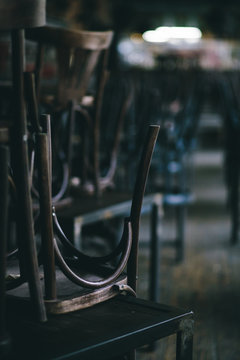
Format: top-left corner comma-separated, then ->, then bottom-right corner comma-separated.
149,203 -> 161,303
176,319 -> 194,360
0,145 -> 12,357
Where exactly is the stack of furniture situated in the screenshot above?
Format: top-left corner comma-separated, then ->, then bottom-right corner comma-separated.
0,3 -> 194,359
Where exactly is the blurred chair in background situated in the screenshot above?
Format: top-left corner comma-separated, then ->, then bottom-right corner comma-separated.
120,68 -> 204,262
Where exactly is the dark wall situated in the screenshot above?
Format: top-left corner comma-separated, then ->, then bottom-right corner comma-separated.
46,0 -> 240,39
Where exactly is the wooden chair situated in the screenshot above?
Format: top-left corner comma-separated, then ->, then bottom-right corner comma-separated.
155,69 -> 203,262
0,0 -> 47,326
0,2 -> 46,358
25,25 -> 116,201
6,122 -> 194,360
24,29 -> 161,302
7,120 -> 159,312
125,68 -> 203,261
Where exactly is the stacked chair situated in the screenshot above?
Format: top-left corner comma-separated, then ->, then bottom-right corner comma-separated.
25,25 -> 115,201
0,0 -> 47,325
122,68 -> 203,261
0,1 -> 47,358
1,2 -> 194,359
154,69 -> 203,262
25,25 -> 163,304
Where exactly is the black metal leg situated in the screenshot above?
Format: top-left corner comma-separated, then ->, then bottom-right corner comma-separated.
127,349 -> 136,360
147,202 -> 162,352
229,160 -> 239,245
176,319 -> 194,360
175,205 -> 186,262
149,203 -> 161,303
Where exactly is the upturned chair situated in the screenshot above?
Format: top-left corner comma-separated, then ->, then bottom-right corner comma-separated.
0,2 -> 46,358
25,25 -> 116,201
0,0 -> 47,328
24,28 -> 161,303
6,121 -> 194,360
125,68 -> 203,261
7,119 -> 159,312
155,69 -> 203,261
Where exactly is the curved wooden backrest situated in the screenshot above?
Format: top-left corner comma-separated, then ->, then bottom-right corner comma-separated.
26,25 -> 114,105
0,0 -> 46,30
26,25 -> 114,50
26,25 -> 116,199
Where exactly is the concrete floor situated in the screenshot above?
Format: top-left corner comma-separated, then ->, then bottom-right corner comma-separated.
136,149 -> 240,360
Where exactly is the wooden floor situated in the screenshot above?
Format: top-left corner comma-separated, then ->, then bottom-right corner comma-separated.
137,150 -> 240,360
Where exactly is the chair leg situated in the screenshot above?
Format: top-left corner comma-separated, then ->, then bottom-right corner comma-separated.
147,202 -> 161,352
36,131 -> 57,300
11,29 -> 47,322
176,319 -> 194,360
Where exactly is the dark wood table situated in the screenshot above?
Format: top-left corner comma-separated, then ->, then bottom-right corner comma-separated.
7,295 -> 194,360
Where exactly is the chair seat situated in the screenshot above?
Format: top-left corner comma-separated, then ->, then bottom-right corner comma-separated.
6,263 -> 128,315
7,295 -> 193,360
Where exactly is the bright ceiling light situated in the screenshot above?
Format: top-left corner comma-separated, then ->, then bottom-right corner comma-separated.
143,26 -> 202,43
142,30 -> 168,43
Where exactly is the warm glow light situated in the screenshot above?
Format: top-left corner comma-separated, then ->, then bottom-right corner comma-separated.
143,26 -> 202,43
